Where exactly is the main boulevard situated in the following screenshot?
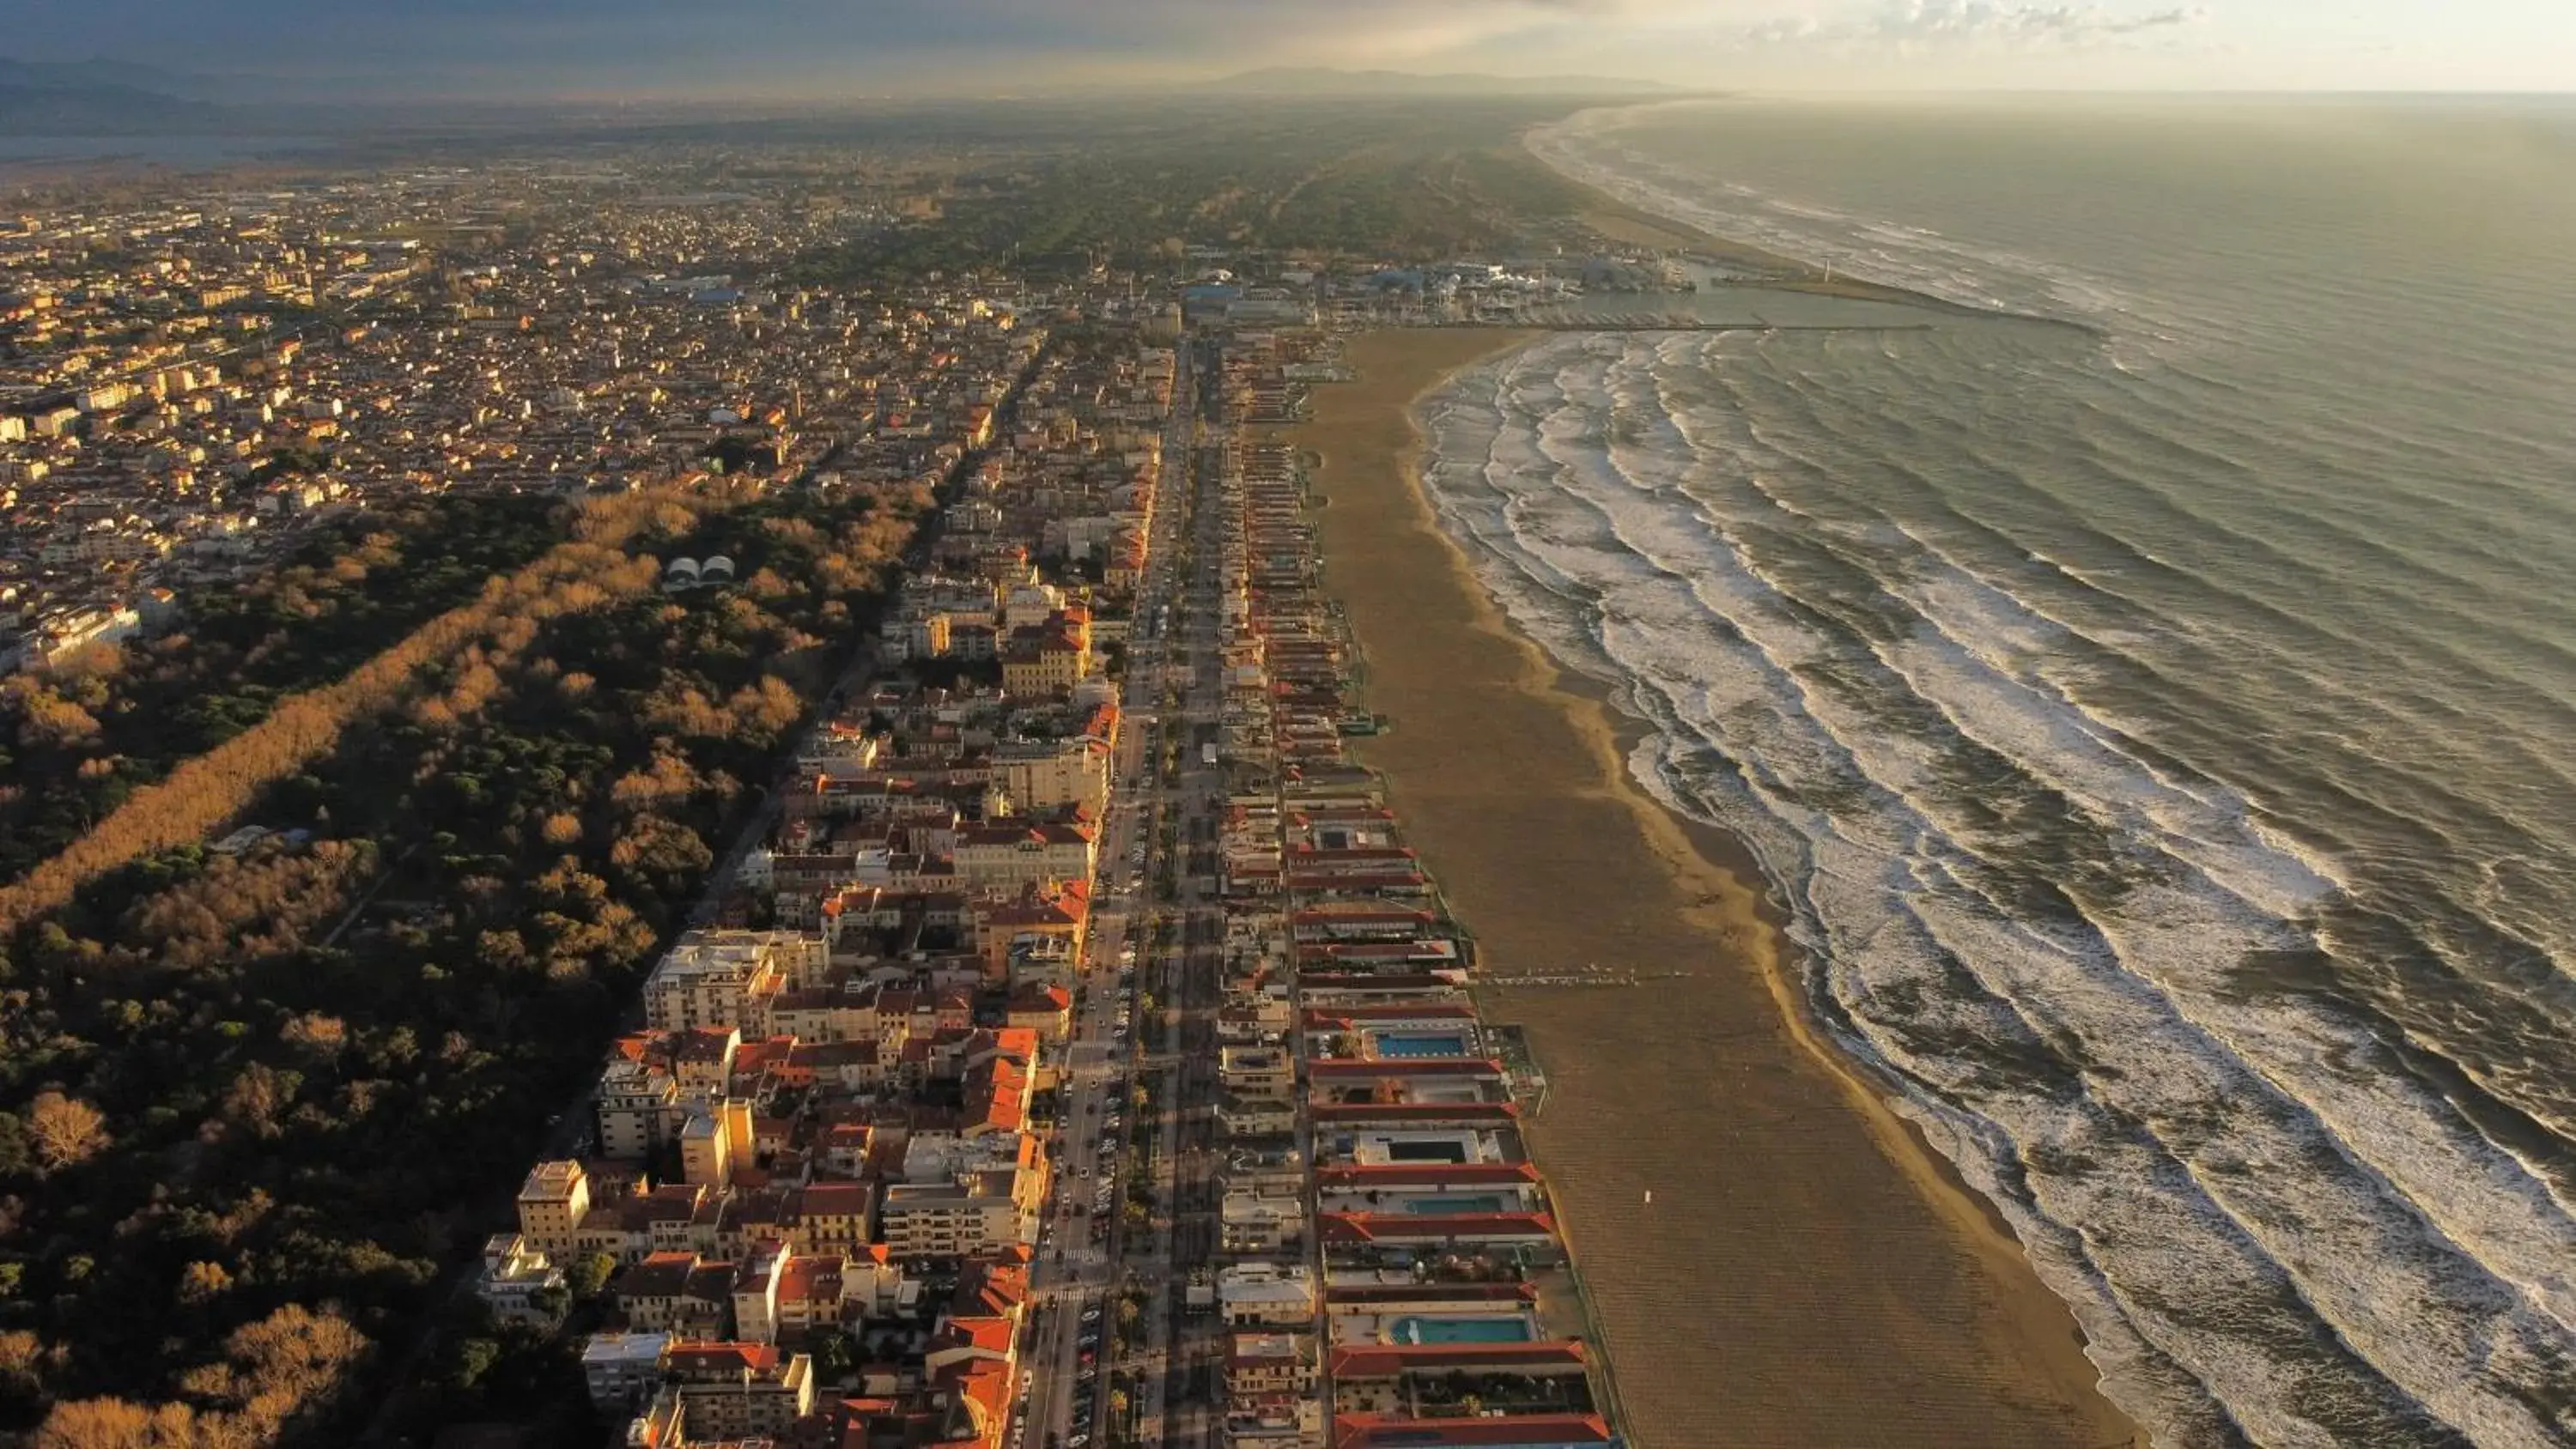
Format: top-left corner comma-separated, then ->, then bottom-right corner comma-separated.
1016,336 -> 1232,1449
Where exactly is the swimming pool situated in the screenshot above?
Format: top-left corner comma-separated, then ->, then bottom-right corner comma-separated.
1372,1030 -> 1472,1058
1404,1193 -> 1506,1214
1389,1315 -> 1538,1345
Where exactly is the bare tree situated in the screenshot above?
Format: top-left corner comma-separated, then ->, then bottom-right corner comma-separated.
26,1094 -> 106,1173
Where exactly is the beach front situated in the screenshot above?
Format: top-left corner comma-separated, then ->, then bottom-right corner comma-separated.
1287,328 -> 2139,1449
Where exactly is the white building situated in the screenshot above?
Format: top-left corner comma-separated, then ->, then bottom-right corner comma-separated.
477,1233 -> 568,1326
1218,1263 -> 1317,1327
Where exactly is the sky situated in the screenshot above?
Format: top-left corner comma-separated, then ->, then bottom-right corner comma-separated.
10,0 -> 2573,99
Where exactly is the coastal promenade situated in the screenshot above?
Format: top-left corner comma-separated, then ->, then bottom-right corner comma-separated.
1287,329 -> 2140,1449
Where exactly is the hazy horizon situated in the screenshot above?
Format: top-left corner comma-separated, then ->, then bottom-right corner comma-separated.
3,0 -> 2570,103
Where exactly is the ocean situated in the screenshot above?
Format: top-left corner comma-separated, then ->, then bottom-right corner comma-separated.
1425,97 -> 2576,1446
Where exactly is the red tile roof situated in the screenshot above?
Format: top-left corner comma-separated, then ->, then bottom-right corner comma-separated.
1330,1413 -> 1613,1448
798,1182 -> 874,1217
615,1251 -> 702,1300
936,1315 -> 1017,1357
666,1341 -> 783,1376
1005,982 -> 1073,1012
955,1361 -> 1012,1437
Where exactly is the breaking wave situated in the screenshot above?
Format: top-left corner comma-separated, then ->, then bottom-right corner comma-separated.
1430,101 -> 2576,1446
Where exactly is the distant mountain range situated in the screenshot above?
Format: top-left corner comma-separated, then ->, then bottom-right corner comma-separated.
1206,67 -> 1679,98
0,57 -> 232,133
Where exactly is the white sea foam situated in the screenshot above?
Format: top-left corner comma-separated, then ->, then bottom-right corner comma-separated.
1413,330 -> 2576,1446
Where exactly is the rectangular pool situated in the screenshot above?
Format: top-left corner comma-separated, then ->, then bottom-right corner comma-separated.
1405,1193 -> 1507,1215
1391,1315 -> 1538,1345
1372,1030 -> 1472,1058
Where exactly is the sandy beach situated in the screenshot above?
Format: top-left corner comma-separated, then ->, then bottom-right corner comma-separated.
1287,328 -> 2140,1449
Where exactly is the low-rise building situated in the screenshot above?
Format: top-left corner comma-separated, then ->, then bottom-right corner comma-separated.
665,1341 -> 816,1440
1227,1330 -> 1319,1403
580,1330 -> 671,1415
1222,1179 -> 1308,1254
953,818 -> 1097,892
476,1233 -> 566,1326
1220,1045 -> 1297,1106
1327,1342 -> 1593,1418
615,1250 -> 735,1338
1218,1263 -> 1318,1327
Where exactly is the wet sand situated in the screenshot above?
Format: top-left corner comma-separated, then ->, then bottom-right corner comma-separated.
1287,328 -> 2140,1449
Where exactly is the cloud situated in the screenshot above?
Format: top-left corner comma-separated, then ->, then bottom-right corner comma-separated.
1741,1 -> 2207,52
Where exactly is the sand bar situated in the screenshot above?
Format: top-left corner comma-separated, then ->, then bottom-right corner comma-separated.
1287,327 -> 2139,1449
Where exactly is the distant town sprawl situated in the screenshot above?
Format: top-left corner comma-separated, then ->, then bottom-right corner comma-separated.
0,136 -> 1719,680
0,134 -> 1661,1449
0,157 -> 997,670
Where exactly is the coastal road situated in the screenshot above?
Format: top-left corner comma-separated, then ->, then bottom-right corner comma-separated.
1132,338 -> 1224,1447
1016,337 -> 1200,1449
1157,386 -> 1236,1449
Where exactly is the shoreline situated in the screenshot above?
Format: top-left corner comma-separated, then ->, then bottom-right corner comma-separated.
1285,327 -> 2139,1448
1528,100 -> 2108,337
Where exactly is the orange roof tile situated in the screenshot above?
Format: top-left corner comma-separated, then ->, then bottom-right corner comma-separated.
1331,1413 -> 1612,1449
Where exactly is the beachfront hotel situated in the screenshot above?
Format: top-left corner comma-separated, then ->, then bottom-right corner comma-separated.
1203,329 -> 1624,1449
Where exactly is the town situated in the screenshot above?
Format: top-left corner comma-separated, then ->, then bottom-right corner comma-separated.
501,325 -> 1621,1449
0,141 -> 1728,686
0,139 -> 1645,1449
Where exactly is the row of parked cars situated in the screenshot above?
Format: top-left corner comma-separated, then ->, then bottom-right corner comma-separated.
1067,1297 -> 1106,1446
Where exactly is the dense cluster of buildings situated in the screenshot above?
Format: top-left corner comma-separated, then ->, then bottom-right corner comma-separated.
1,147 -> 1637,1447
474,322 -> 1621,1449
1178,333 -> 1619,1449
486,329 -> 1180,1448
0,151 -> 1685,673
0,162 -> 1027,670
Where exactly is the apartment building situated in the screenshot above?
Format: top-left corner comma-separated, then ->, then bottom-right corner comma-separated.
665,1341 -> 816,1439
516,1159 -> 592,1257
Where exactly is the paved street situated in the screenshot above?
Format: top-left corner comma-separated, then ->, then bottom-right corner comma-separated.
1148,345 -> 1239,1449
1013,337 -> 1217,1449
